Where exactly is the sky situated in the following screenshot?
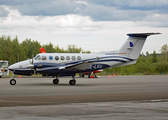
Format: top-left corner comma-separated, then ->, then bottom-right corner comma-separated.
0,0 -> 168,54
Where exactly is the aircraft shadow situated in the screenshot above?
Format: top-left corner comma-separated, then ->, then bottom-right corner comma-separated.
18,83 -> 97,87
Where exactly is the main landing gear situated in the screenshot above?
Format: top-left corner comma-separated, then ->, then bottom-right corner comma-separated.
53,75 -> 59,84
53,75 -> 76,85
69,76 -> 76,85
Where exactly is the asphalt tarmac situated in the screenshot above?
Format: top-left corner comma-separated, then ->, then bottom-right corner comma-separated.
0,75 -> 168,119
0,75 -> 168,106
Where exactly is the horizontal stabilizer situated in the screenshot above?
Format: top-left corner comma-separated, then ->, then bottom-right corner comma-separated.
127,33 -> 161,38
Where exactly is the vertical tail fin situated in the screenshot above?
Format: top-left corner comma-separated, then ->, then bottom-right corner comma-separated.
118,33 -> 161,59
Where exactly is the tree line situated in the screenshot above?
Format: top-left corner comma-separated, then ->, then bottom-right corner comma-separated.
0,35 -> 168,75
0,35 -> 90,64
104,44 -> 168,75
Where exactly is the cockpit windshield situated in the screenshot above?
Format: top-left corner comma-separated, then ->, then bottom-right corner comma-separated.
0,62 -> 8,68
34,55 -> 41,60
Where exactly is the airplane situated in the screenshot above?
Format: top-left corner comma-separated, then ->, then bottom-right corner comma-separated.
8,33 -> 161,85
39,47 -> 103,78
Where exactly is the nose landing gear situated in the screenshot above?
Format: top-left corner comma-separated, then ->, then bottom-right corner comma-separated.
10,79 -> 16,85
10,73 -> 16,85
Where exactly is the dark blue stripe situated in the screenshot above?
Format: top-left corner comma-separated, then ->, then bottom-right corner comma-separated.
99,56 -> 134,61
92,59 -> 127,63
127,34 -> 148,38
85,56 -> 134,61
35,59 -> 128,69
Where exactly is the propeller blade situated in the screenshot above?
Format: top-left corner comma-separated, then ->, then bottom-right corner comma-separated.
28,58 -> 32,64
32,54 -> 34,64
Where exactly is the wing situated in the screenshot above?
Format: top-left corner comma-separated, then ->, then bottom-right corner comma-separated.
59,61 -> 93,70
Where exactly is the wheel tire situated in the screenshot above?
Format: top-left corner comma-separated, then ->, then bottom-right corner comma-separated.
0,76 -> 1,78
69,80 -> 76,85
10,79 -> 16,85
53,79 -> 59,84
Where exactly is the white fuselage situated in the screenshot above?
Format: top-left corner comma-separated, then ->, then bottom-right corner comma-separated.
8,52 -> 136,76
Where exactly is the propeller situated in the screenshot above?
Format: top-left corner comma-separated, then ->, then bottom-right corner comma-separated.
27,55 -> 36,75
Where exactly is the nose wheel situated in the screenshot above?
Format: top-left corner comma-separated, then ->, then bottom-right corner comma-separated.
10,73 -> 16,85
10,79 -> 16,85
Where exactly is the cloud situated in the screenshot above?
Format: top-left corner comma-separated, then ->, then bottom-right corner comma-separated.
79,4 -> 151,21
84,0 -> 168,11
137,14 -> 168,27
0,5 -> 9,17
0,0 -> 168,28
0,5 -> 167,54
0,0 -> 82,16
0,0 -> 167,23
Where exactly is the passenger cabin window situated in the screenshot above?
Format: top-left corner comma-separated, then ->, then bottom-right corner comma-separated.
66,56 -> 70,60
61,56 -> 65,60
42,56 -> 47,60
55,56 -> 59,60
72,56 -> 76,61
77,56 -> 81,60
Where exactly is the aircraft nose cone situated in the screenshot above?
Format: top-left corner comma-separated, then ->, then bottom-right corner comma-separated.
8,63 -> 19,71
8,65 -> 14,71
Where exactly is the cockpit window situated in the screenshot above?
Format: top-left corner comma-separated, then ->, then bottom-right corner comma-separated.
35,55 -> 40,60
37,56 -> 41,60
42,56 -> 47,60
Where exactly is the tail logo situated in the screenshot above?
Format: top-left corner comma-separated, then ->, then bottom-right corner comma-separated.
130,42 -> 134,47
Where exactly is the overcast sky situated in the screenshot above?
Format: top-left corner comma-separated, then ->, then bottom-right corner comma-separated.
0,0 -> 168,53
